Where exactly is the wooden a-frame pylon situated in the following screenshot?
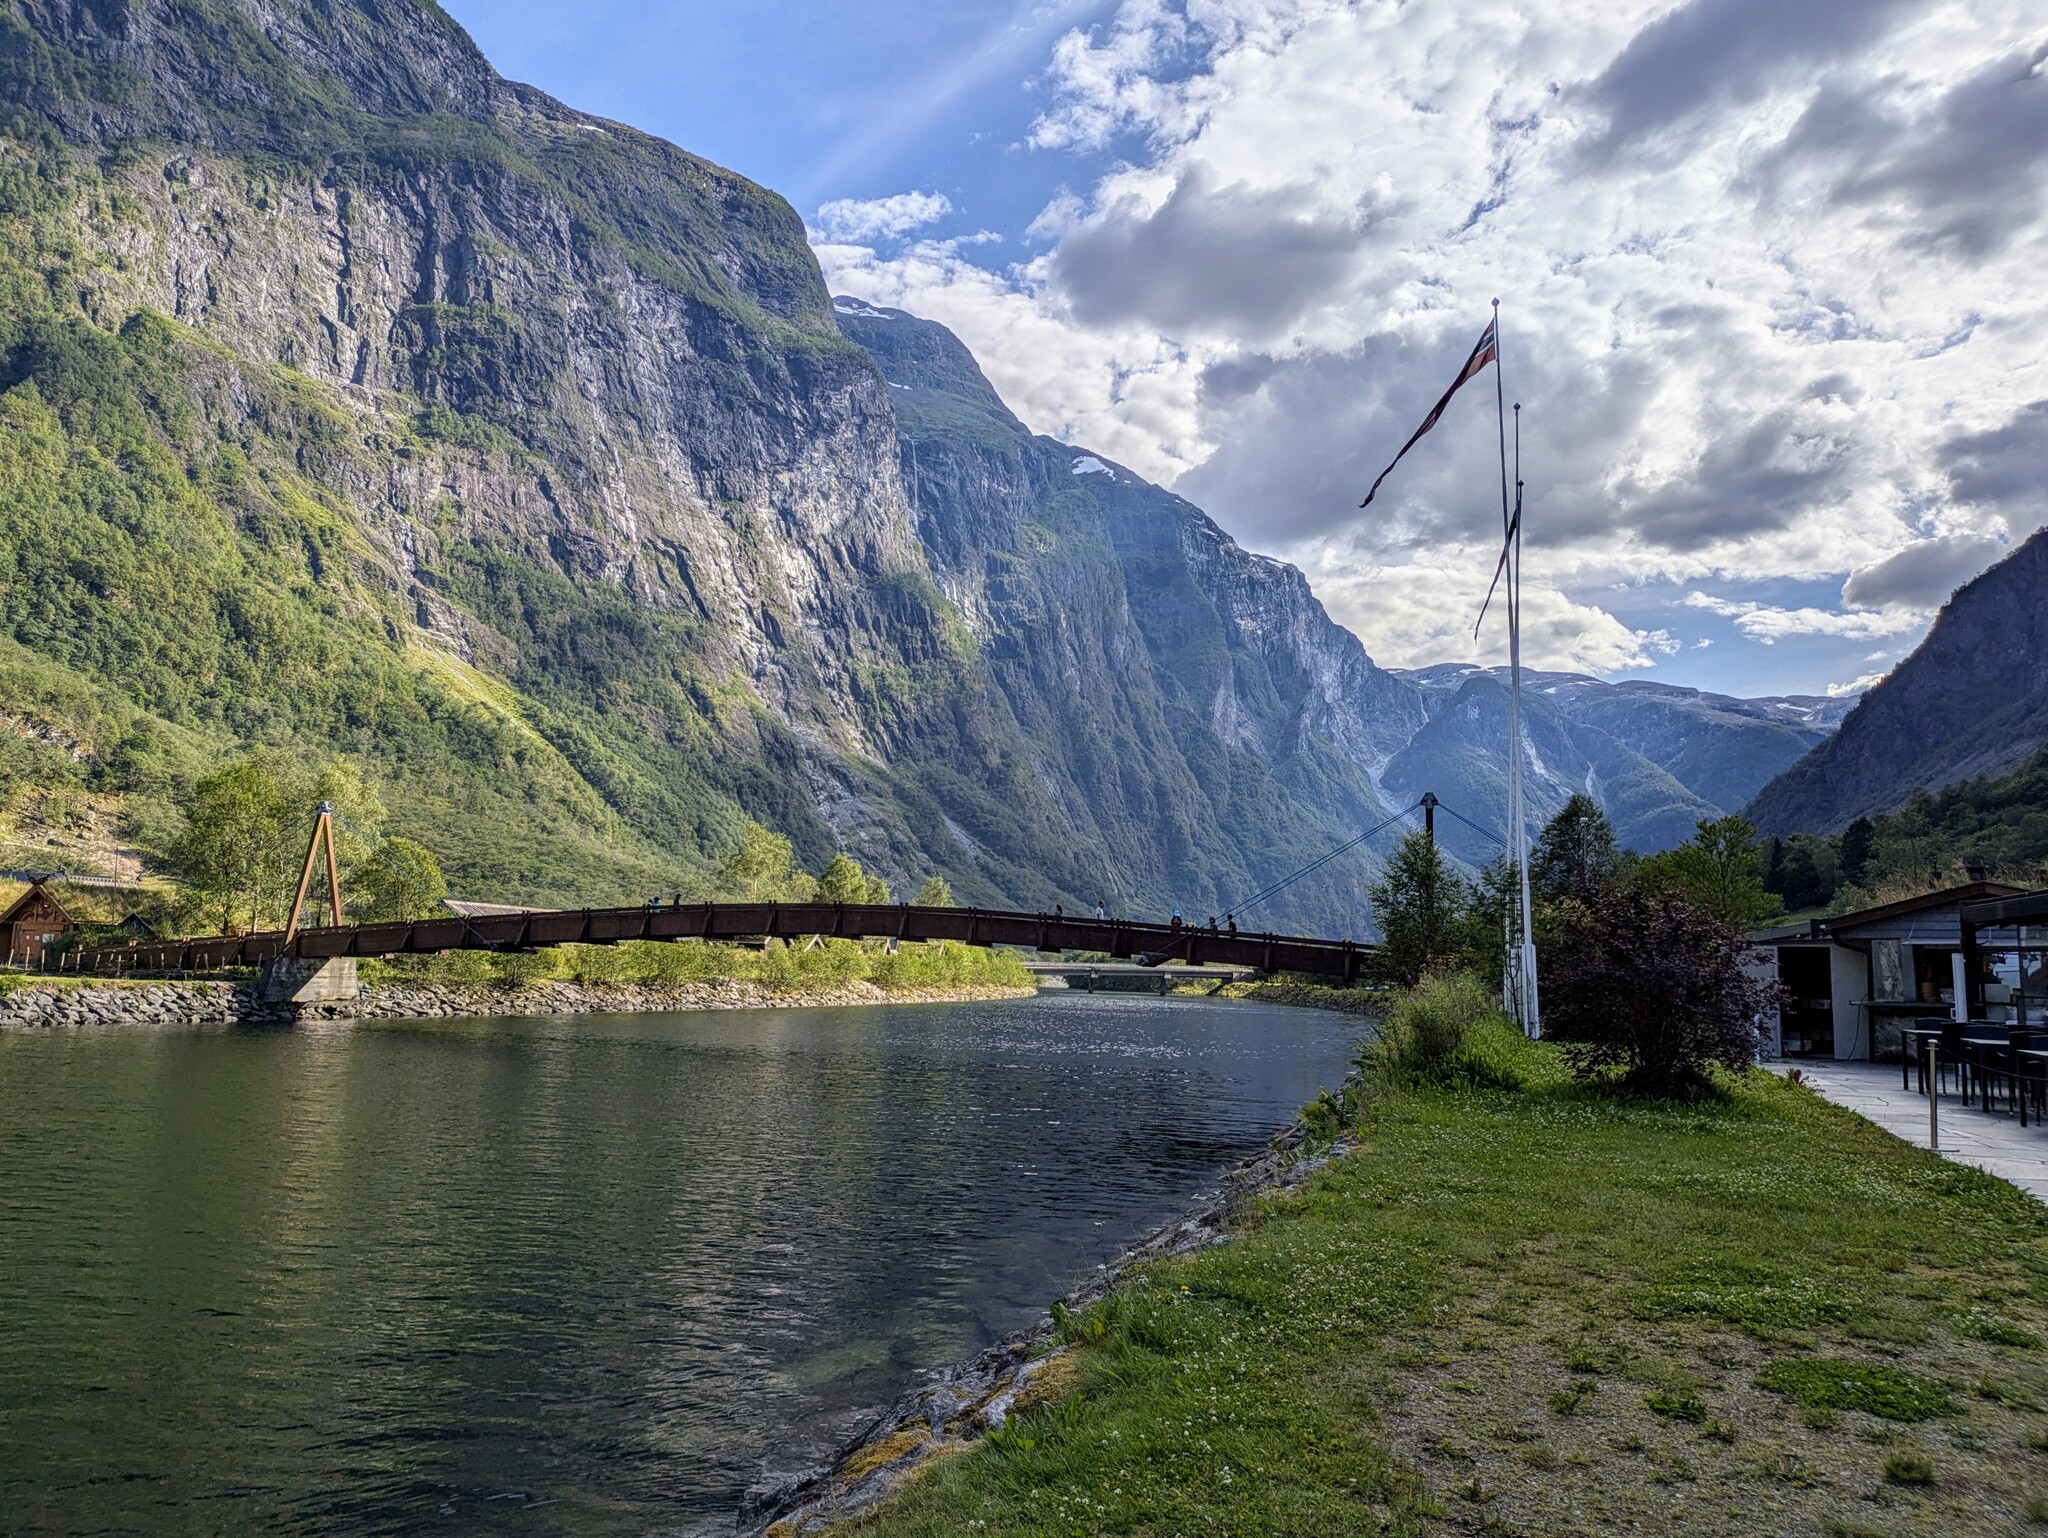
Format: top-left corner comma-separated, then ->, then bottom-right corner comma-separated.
283,801 -> 344,945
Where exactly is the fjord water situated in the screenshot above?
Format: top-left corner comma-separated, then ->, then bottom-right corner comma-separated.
0,992 -> 1357,1535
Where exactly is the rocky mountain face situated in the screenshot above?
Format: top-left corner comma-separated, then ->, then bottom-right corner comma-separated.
0,0 -> 1091,907
1387,666 -> 1851,862
836,301 -> 1853,875
0,0 -> 1857,930
1746,526 -> 2048,835
835,298 -> 1424,924
0,0 -> 1409,929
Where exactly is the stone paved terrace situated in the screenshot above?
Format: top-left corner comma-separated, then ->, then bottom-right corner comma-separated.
1772,1059 -> 2048,1205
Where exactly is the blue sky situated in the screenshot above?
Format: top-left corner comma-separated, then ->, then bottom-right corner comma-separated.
441,1 -> 2048,703
442,1 -> 1111,235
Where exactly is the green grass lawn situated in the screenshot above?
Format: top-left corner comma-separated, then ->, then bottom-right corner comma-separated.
840,1053 -> 2048,1537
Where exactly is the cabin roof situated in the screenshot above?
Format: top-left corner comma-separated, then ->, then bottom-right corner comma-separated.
1827,881 -> 2026,936
0,879 -> 74,928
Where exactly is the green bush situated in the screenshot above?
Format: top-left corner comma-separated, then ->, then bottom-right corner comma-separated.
1361,972 -> 1520,1091
363,936 -> 1034,994
868,941 -> 1030,991
560,943 -> 634,985
494,949 -> 556,987
419,949 -> 495,985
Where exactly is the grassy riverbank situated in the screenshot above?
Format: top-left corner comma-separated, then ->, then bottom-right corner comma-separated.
362,937 -> 1033,995
1182,975 -> 1395,1017
843,1032 -> 2048,1536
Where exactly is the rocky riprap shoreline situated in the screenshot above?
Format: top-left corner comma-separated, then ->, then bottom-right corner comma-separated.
737,1116 -> 1358,1536
0,977 -> 1035,1031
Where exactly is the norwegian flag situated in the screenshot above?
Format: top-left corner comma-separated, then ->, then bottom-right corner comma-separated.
1358,318 -> 1499,508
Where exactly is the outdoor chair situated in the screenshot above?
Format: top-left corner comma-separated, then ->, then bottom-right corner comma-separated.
2010,1029 -> 2048,1127
1935,1020 -> 1971,1099
1906,1017 -> 1949,1093
1958,1022 -> 2028,1115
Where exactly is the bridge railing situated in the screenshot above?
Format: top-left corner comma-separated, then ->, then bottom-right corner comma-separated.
69,903 -> 1375,984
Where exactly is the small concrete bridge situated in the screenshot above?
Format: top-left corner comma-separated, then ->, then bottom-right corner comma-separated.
1024,960 -> 1263,994
70,902 -> 1375,988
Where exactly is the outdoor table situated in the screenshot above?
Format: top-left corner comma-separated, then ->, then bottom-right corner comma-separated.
1960,1032 -> 2011,1112
2019,1049 -> 2048,1128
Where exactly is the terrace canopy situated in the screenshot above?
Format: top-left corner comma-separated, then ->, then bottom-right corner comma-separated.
1961,889 -> 2048,1030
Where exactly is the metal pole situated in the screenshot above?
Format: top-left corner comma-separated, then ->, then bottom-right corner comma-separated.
1929,1045 -> 1940,1150
1511,403 -> 1540,1036
1491,302 -> 1525,1027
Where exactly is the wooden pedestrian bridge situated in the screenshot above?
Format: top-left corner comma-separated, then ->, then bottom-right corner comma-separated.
69,901 -> 1376,985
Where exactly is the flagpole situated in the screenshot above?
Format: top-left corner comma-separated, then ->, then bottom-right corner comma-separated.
1352,300 -> 1533,1031
1511,402 -> 1540,1037
1491,299 -> 1523,1027
1492,302 -> 1530,1034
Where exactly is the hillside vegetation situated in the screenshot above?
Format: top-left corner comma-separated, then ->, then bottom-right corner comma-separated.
1763,743 -> 2048,915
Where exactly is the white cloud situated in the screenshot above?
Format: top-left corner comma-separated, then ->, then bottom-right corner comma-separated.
814,0 -> 2048,684
1682,592 -> 1927,644
810,191 -> 954,244
1297,540 -> 1681,674
1828,670 -> 1890,697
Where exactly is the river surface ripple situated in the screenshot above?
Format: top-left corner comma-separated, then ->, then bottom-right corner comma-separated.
0,991 -> 1359,1535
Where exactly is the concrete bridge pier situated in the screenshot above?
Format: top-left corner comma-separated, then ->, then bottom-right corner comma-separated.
257,956 -> 361,1005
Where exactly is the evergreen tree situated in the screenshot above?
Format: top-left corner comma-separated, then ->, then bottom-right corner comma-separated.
1531,794 -> 1624,906
1368,829 -> 1473,987
1460,854 -> 1518,992
1840,816 -> 1876,887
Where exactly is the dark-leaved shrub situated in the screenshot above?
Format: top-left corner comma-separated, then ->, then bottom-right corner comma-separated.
1543,885 -> 1782,1097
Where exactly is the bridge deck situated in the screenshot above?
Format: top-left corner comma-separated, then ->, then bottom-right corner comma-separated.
72,903 -> 1374,984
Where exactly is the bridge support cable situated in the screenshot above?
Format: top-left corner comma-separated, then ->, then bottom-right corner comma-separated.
1220,803 -> 1422,927
1429,799 -> 1510,852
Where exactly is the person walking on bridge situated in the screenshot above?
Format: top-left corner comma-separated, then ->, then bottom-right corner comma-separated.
1094,900 -> 1107,921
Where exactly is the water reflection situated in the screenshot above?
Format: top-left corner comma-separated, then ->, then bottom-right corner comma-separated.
0,992 -> 1358,1535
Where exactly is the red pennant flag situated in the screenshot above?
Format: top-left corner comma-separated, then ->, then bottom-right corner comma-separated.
1359,318 -> 1498,508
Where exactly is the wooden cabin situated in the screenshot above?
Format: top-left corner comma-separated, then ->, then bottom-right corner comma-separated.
1,879 -> 76,966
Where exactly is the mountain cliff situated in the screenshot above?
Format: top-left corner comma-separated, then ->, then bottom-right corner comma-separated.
0,0 -> 1093,908
0,0 -> 1857,929
833,300 -> 1857,874
0,0 -> 1412,928
834,297 -> 1423,920
1746,526 -> 2048,835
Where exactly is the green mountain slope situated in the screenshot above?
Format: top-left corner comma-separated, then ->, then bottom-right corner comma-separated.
0,0 -> 1876,927
0,0 -> 1081,905
1747,526 -> 2048,836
